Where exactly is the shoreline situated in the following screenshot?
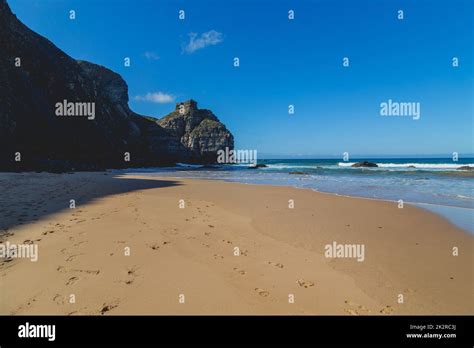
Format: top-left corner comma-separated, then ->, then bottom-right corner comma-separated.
4,171 -> 473,236
0,172 -> 472,315
119,172 -> 474,234
412,203 -> 474,234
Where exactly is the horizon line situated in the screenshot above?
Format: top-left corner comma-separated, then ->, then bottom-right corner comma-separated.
257,154 -> 474,159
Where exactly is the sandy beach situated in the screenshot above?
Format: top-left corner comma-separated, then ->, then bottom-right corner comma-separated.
0,172 -> 472,315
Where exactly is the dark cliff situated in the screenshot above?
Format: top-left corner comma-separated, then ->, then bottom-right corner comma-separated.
0,0 -> 233,171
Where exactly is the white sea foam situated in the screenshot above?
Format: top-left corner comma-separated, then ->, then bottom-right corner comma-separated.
456,194 -> 474,200
337,162 -> 473,169
265,164 -> 321,170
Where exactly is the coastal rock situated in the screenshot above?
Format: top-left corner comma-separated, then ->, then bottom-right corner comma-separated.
0,0 -> 232,170
457,166 -> 473,171
248,164 -> 268,169
289,171 -> 306,175
157,100 -> 234,163
351,161 -> 378,168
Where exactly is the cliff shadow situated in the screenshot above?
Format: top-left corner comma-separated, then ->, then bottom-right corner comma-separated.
0,173 -> 182,234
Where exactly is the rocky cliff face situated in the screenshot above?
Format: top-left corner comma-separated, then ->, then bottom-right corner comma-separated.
0,0 -> 233,171
157,100 -> 234,163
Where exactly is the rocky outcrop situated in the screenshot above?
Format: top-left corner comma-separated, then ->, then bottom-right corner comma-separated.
457,166 -> 473,171
248,164 -> 267,169
351,161 -> 378,168
157,100 -> 234,163
0,0 -> 232,171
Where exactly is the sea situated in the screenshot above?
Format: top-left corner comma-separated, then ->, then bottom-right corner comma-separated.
117,158 -> 474,234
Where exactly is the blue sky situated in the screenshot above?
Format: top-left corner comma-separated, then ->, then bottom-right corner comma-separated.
8,0 -> 474,157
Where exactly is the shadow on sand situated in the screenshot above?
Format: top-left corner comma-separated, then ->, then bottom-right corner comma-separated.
0,172 -> 182,234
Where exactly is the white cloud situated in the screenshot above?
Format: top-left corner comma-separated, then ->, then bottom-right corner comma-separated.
183,30 -> 223,54
144,51 -> 160,60
134,92 -> 175,104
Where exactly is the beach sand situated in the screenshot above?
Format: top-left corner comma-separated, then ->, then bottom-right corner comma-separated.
0,172 -> 472,315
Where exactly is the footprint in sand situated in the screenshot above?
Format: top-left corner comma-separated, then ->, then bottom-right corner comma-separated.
344,300 -> 371,315
380,305 -> 395,314
75,269 -> 100,275
66,276 -> 79,286
12,295 -> 38,314
254,288 -> 270,297
58,265 -> 100,276
1,257 -> 14,266
233,267 -> 246,275
60,248 -> 69,255
100,302 -> 118,315
126,266 -> 139,278
66,308 -> 87,316
344,308 -> 358,315
222,239 -> 232,245
52,294 -> 65,305
213,254 -> 224,260
65,254 -> 83,262
114,267 -> 138,285
267,261 -> 284,269
296,279 -> 315,288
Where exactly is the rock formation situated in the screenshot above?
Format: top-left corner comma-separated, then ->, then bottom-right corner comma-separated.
351,161 -> 378,168
0,0 -> 233,171
157,100 -> 234,163
248,164 -> 268,169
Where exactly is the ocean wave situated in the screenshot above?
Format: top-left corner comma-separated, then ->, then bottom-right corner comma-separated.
176,163 -> 205,168
264,164 -> 324,170
456,194 -> 474,200
337,162 -> 473,169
